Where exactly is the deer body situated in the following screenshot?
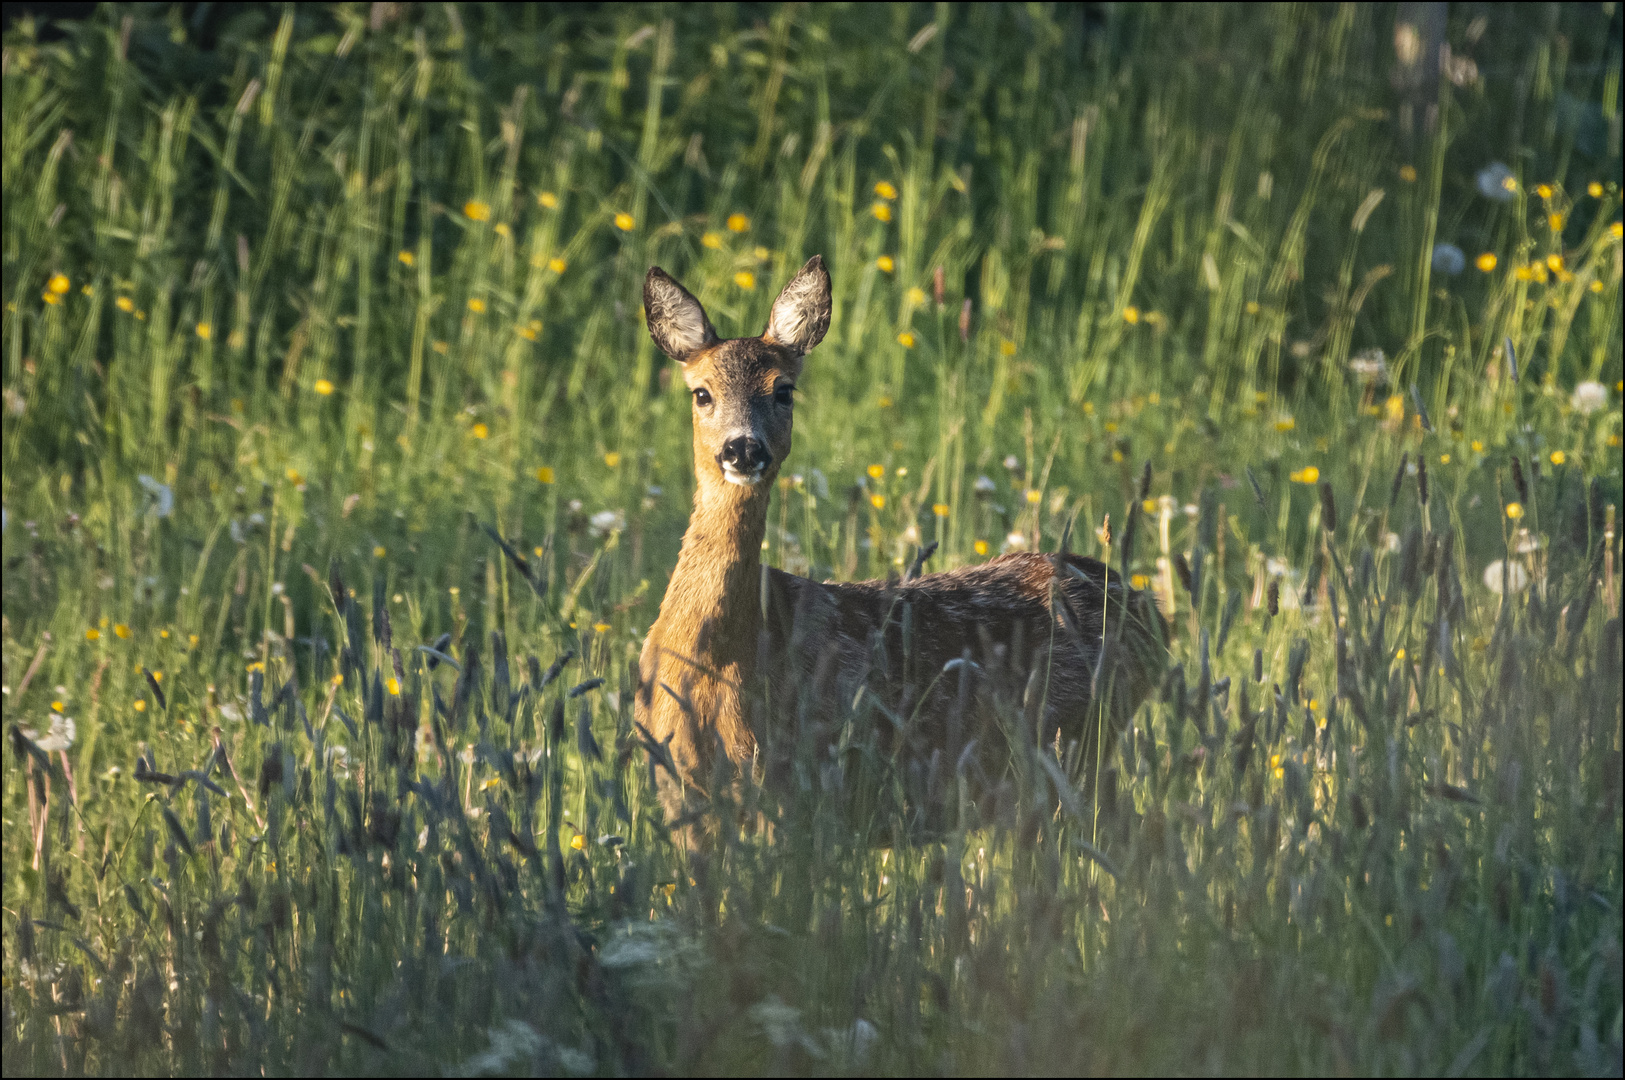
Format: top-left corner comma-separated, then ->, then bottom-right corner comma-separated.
636,258 -> 1165,828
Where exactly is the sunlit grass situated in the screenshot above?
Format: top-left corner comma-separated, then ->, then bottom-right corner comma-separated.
1,3 -> 1622,1075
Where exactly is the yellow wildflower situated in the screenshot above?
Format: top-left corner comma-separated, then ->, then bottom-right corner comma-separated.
314,379 -> 335,396
871,202 -> 892,222
1000,339 -> 1017,356
973,539 -> 990,556
133,700 -> 146,712
538,191 -> 559,209
467,297 -> 486,313
1131,574 -> 1150,589
726,213 -> 749,232
702,232 -> 724,249
932,503 -> 950,517
897,331 -> 916,348
116,296 -> 135,313
1612,222 -> 1624,240
114,623 -> 130,639
1026,490 -> 1042,505
1535,183 -> 1553,200
549,257 -> 567,274
1398,165 -> 1417,183
374,546 -> 387,558
570,833 -> 587,851
734,271 -> 756,290
536,466 -> 555,484
1546,254 -> 1564,273
1290,466 -> 1320,484
86,628 -> 100,641
876,255 -> 895,273
196,322 -> 212,340
1587,182 -> 1603,198
1471,440 -> 1484,453
1275,417 -> 1296,432
874,180 -> 898,200
593,622 -> 611,634
47,273 -> 70,294
1548,213 -> 1564,232
870,493 -> 886,510
905,287 -> 927,306
471,423 -> 489,439
1476,253 -> 1497,272
614,212 -> 635,231
398,250 -> 415,267
386,677 -> 401,695
1549,450 -> 1565,466
1122,306 -> 1140,324
464,200 -> 491,221
1505,502 -> 1524,520
604,452 -> 621,468
1245,301 -> 1260,315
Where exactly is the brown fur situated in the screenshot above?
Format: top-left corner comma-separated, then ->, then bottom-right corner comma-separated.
637,258 -> 1167,832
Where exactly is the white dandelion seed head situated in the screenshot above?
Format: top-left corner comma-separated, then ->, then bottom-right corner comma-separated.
1475,162 -> 1516,202
1482,559 -> 1529,595
1431,243 -> 1466,276
1570,381 -> 1608,415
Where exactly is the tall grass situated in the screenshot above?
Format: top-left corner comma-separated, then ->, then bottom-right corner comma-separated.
2,3 -> 1621,1074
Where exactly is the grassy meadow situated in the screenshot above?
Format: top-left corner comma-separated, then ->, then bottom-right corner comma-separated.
2,2 -> 1622,1074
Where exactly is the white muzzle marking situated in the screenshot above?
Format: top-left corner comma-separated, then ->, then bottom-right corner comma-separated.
721,462 -> 764,486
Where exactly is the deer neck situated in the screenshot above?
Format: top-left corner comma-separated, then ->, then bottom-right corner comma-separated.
656,475 -> 773,667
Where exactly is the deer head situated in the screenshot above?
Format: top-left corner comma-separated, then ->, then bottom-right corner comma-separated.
644,256 -> 832,489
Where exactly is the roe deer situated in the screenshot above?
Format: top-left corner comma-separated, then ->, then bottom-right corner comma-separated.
636,256 -> 1166,838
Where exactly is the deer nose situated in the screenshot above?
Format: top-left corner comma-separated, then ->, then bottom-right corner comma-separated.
718,436 -> 772,473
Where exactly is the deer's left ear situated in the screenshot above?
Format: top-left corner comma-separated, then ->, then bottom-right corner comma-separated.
763,255 -> 831,357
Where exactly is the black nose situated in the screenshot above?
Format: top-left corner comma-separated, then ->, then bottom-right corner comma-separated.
719,436 -> 773,472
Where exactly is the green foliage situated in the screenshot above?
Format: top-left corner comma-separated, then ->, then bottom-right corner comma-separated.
2,3 -> 1621,1075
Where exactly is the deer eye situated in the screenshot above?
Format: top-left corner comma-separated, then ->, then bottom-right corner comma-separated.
774,385 -> 794,406
692,388 -> 712,407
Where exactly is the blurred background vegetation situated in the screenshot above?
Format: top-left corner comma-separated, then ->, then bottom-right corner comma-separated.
1,3 -> 1621,1075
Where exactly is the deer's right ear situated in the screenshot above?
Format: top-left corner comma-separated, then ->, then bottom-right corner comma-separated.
644,268 -> 717,363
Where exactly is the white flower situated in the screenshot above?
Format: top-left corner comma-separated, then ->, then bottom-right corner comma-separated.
1482,559 -> 1528,595
1383,532 -> 1402,553
1475,162 -> 1516,201
1431,243 -> 1465,275
137,474 -> 174,518
1349,348 -> 1388,380
1002,454 -> 1022,472
1003,531 -> 1028,552
1570,381 -> 1608,415
22,714 -> 76,752
973,475 -> 997,494
588,510 -> 625,537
